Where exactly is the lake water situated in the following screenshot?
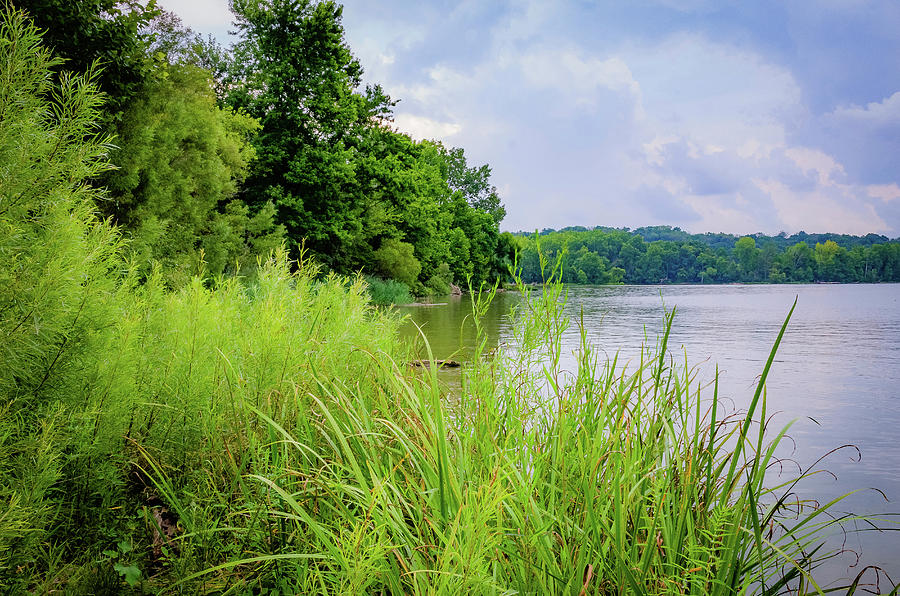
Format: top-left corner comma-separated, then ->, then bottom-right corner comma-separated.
399,284 -> 900,588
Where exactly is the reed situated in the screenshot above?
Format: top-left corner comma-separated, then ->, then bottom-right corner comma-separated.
364,275 -> 413,305
152,260 -> 887,594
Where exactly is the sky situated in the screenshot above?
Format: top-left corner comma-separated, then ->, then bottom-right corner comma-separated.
157,0 -> 900,237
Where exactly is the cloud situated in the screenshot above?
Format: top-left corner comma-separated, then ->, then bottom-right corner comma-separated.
830,91 -> 900,125
867,184 -> 900,203
392,114 -> 461,140
755,178 -> 888,235
680,193 -> 763,234
784,147 -> 845,185
156,0 -> 231,29
380,21 -> 894,235
520,49 -> 641,102
811,90 -> 900,184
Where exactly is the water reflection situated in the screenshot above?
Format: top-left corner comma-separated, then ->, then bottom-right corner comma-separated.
396,292 -> 520,362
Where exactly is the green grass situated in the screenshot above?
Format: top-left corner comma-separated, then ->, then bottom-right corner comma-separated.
123,260 -> 886,594
364,275 -> 413,305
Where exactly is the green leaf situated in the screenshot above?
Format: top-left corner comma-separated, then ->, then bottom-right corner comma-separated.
114,563 -> 141,587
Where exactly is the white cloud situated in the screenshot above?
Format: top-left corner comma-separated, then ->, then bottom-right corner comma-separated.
627,34 -> 802,150
829,91 -> 900,125
680,193 -> 763,234
785,147 -> 845,186
393,114 -> 461,140
815,90 -> 900,186
519,49 -> 642,111
867,184 -> 900,203
156,0 -> 231,29
643,135 -> 680,166
755,178 -> 888,235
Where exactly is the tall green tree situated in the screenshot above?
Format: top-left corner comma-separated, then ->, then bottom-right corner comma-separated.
441,145 -> 506,224
228,0 -> 394,271
733,236 -> 760,281
351,131 -> 452,285
15,0 -> 160,123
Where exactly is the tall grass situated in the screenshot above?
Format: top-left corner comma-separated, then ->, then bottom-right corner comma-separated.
1,7 -> 893,593
153,262 -> 890,594
364,275 -> 413,305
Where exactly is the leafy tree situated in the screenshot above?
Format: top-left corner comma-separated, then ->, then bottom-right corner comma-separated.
782,241 -> 814,282
104,63 -> 276,286
440,145 -> 506,224
491,231 -> 518,282
16,0 -> 160,123
733,236 -> 760,281
814,239 -> 850,282
228,0 -> 394,271
373,238 -> 421,286
352,133 -> 452,283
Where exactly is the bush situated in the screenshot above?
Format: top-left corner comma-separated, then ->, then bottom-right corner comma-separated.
373,237 -> 421,286
364,275 -> 412,305
425,262 -> 454,295
0,8 -> 124,587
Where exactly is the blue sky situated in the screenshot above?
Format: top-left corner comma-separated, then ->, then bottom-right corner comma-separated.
158,0 -> 900,236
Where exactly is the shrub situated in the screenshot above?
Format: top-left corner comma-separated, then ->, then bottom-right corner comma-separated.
0,8 -> 124,587
425,262 -> 454,295
364,275 -> 412,305
373,237 -> 421,286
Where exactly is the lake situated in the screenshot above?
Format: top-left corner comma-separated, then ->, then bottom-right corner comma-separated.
399,283 -> 900,588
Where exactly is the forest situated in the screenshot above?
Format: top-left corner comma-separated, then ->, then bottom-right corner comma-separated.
13,0 -> 514,302
515,226 -> 900,284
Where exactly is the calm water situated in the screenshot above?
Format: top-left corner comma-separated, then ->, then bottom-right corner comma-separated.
399,284 -> 900,586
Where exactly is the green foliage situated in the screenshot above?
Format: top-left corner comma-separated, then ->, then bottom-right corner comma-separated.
104,62 -> 276,286
734,235 -> 760,280
0,8 -> 124,586
441,144 -> 506,224
373,237 -> 421,286
364,275 -> 412,305
16,0 -> 160,122
226,1 -> 505,289
349,130 -> 451,282
425,262 -> 454,295
228,0 -> 390,270
516,228 -> 900,284
0,26 -> 403,575
155,256 -> 874,594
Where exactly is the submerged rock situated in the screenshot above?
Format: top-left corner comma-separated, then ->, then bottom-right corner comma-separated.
410,359 -> 461,369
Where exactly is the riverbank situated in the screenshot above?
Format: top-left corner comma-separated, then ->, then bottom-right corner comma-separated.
6,246 -> 890,592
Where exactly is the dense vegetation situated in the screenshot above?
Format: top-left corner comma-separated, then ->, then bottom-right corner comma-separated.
14,0 -> 513,298
1,5 -> 895,593
516,226 -> 900,284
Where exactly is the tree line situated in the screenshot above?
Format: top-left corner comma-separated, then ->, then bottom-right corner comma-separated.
515,226 -> 900,284
15,0 -> 515,298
